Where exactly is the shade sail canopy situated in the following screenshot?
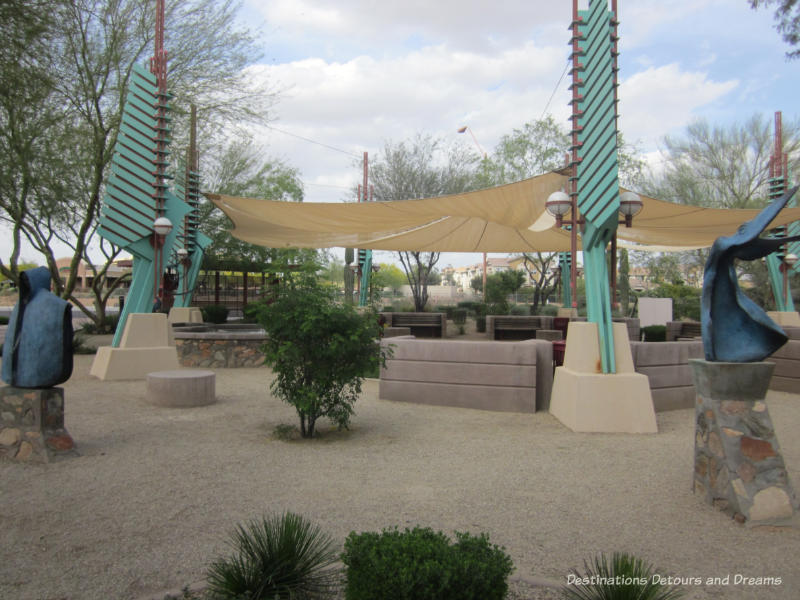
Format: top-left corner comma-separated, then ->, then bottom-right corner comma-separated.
206,171 -> 800,253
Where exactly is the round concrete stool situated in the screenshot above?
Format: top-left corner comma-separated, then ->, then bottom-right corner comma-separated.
146,370 -> 216,407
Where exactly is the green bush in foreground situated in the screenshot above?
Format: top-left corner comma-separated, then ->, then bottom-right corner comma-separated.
562,552 -> 684,600
206,512 -> 338,600
341,526 -> 514,600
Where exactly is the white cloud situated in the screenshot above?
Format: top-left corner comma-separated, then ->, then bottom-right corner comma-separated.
619,63 -> 738,149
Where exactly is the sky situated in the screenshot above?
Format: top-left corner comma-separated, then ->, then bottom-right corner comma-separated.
228,0 -> 799,269
7,0 -> 799,271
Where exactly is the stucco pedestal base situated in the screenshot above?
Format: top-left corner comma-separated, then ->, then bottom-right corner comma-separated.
549,322 -> 657,433
690,359 -> 799,527
766,311 -> 800,327
90,313 -> 179,381
168,307 -> 204,324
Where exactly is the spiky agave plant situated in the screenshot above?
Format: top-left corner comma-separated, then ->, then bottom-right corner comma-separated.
562,552 -> 685,600
207,512 -> 339,599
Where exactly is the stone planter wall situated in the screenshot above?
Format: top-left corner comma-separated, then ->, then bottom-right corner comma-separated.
174,329 -> 266,368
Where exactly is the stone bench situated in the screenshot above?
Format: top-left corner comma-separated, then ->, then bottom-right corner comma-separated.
666,320 -> 702,341
486,315 -> 554,340
379,337 -> 553,413
146,370 -> 216,408
383,312 -> 446,338
630,341 -> 703,411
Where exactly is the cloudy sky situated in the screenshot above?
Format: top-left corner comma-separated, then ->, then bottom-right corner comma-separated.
230,0 -> 799,268
7,0 -> 798,270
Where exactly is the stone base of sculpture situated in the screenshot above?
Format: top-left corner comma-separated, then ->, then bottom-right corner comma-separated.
167,306 -> 203,325
549,322 -> 657,433
0,387 -> 78,463
766,311 -> 800,327
90,313 -> 179,380
690,359 -> 799,527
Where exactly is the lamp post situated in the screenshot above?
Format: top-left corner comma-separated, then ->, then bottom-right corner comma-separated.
152,217 -> 173,308
457,125 -> 489,296
546,190 -> 642,309
176,247 -> 189,299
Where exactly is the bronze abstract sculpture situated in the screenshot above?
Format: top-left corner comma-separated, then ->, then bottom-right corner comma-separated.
1,267 -> 73,388
702,186 -> 800,362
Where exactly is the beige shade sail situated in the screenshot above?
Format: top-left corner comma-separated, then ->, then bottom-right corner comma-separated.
206,171 -> 800,253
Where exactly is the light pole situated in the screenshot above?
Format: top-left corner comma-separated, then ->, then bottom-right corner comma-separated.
457,125 -> 489,296
546,190 -> 642,309
153,216 -> 173,308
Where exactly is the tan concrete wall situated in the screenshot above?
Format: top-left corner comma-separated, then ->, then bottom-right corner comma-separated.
630,341 -> 703,412
379,337 -> 552,413
768,339 -> 800,393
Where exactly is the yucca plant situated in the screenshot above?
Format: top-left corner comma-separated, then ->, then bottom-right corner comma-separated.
562,552 -> 684,600
207,512 -> 339,599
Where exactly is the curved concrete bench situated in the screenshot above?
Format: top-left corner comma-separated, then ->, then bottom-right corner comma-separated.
146,370 -> 216,408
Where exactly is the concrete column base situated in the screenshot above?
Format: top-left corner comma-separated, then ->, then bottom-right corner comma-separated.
690,359 -> 799,527
90,313 -> 179,381
168,307 -> 204,324
549,322 -> 657,433
766,311 -> 800,327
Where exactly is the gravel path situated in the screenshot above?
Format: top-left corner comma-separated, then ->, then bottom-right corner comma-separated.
1,354 -> 799,600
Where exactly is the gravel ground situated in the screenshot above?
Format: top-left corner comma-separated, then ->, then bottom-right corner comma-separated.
1,354 -> 799,600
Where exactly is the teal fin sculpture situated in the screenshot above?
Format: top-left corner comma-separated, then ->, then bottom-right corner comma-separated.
702,186 -> 800,362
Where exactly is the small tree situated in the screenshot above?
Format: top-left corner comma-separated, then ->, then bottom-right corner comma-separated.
252,274 -> 388,438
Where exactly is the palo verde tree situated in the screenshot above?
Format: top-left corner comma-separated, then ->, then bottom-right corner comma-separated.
639,113 -> 800,297
251,273 -> 388,438
750,0 -> 800,59
0,0 -> 274,331
369,134 -> 479,311
200,136 -> 322,274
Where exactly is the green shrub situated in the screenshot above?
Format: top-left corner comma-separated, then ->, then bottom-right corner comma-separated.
457,300 -> 479,311
206,512 -> 338,600
472,302 -> 488,317
202,304 -> 229,324
78,315 -> 120,335
562,552 -> 684,600
641,325 -> 666,342
476,315 -> 486,333
342,526 -> 514,600
509,304 -> 530,316
452,308 -> 467,325
251,274 -> 389,438
382,305 -> 394,312
0,315 -> 8,325
536,304 -> 558,317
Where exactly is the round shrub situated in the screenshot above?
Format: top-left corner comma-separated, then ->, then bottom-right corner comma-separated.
202,304 -> 229,324
641,325 -> 667,342
342,527 -> 514,600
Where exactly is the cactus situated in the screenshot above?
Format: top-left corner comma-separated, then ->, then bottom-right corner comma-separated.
344,266 -> 355,305
344,248 -> 355,304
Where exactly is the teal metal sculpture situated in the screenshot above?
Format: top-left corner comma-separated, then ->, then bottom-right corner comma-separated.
1,267 -> 73,388
97,2 -> 206,343
97,62 -> 191,346
702,186 -> 800,362
570,0 -> 621,373
170,106 -> 212,309
764,112 -> 797,311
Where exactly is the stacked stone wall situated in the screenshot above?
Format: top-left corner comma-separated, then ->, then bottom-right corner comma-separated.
0,387 -> 77,463
175,338 -> 265,368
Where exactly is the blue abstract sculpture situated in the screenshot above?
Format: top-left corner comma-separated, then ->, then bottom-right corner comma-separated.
1,267 -> 73,388
702,186 -> 800,362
